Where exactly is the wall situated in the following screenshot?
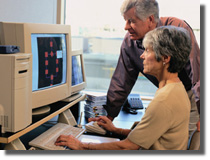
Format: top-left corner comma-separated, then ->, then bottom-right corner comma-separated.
0,0 -> 57,24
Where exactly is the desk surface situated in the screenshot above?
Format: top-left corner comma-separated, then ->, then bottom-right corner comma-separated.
79,99 -> 150,130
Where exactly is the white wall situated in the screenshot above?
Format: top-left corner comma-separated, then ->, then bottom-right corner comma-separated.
0,0 -> 57,24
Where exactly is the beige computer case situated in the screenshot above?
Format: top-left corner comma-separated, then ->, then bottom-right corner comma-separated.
0,53 -> 32,133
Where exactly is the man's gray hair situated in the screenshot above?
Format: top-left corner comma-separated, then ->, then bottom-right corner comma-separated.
143,26 -> 192,73
120,0 -> 159,23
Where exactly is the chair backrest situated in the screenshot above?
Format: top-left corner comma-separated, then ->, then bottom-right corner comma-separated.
188,130 -> 200,150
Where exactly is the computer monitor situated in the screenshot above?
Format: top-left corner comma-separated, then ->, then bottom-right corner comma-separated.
0,22 -> 73,110
71,50 -> 86,95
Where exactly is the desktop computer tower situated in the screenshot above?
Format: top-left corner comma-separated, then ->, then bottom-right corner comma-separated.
0,53 -> 32,133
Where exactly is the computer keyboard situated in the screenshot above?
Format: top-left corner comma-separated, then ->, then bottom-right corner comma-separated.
29,123 -> 86,150
85,121 -> 106,135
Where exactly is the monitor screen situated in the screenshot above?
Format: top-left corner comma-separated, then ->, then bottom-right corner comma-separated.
31,34 -> 67,91
72,55 -> 84,86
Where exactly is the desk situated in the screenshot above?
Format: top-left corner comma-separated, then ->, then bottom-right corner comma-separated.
79,99 -> 151,130
0,94 -> 86,150
0,94 -> 151,150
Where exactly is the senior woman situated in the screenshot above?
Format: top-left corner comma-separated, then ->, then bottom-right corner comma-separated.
55,26 -> 191,150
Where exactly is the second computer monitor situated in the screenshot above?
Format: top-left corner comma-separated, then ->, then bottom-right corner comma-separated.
71,50 -> 86,95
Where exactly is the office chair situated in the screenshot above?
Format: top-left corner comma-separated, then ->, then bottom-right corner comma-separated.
188,129 -> 200,150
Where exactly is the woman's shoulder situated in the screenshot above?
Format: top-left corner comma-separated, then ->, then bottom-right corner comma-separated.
153,82 -> 186,103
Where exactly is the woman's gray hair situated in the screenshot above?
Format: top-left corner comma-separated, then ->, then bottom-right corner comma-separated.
120,0 -> 159,23
143,26 -> 192,73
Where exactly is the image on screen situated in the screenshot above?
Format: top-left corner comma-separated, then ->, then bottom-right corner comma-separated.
72,55 -> 84,86
31,34 -> 67,91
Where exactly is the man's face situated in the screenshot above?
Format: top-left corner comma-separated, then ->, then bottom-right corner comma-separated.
123,7 -> 151,40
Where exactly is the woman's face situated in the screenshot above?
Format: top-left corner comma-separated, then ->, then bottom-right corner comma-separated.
140,48 -> 163,77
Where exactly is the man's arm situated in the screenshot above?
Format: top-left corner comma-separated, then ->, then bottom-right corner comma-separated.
186,23 -> 200,113
104,33 -> 141,119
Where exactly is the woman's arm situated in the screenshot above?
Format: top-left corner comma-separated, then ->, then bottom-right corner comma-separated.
83,138 -> 140,150
96,116 -> 132,136
55,135 -> 140,150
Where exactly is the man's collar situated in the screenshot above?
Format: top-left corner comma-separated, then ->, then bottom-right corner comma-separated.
136,19 -> 160,50
136,39 -> 144,49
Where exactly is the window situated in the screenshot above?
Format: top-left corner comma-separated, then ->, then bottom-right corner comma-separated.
64,0 -> 200,97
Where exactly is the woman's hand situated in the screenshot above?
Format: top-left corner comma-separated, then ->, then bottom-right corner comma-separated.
55,135 -> 83,150
96,116 -> 117,133
88,117 -> 100,122
88,116 -> 118,133
88,115 -> 114,122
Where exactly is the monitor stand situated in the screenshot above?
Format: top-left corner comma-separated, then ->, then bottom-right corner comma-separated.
58,109 -> 78,126
32,105 -> 51,116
